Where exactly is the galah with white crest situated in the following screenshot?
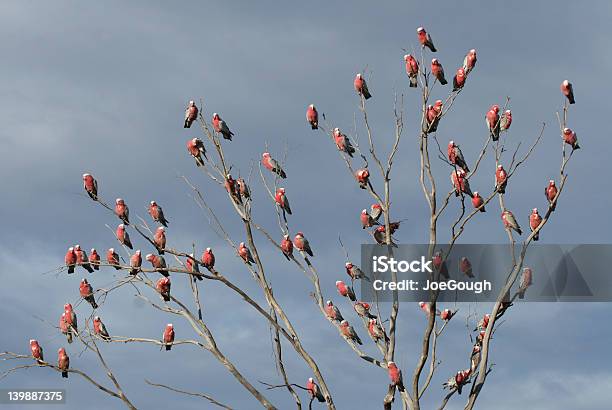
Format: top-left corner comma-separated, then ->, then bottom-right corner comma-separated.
261,152 -> 287,178
212,113 -> 234,140
116,224 -> 133,250
79,278 -> 98,309
148,201 -> 169,227
163,324 -> 174,351
340,320 -> 362,345
306,104 -> 318,129
82,173 -> 98,200
184,100 -> 198,128
417,27 -> 437,52
354,73 -> 372,99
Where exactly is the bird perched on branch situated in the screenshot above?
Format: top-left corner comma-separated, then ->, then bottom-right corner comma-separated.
30,339 -> 44,364
451,169 -> 472,197
184,100 -> 198,128
107,248 -> 121,270
185,254 -> 203,281
471,192 -> 485,212
387,361 -> 405,391
306,104 -> 318,129
201,248 -> 215,270
212,113 -> 234,140
431,58 -> 447,85
486,104 -> 500,141
404,54 -> 419,88
163,324 -> 175,351
340,320 -> 362,345
74,245 -> 94,273
280,235 -> 293,260
148,201 -> 169,227
333,128 -> 355,157
354,73 -> 372,100
82,173 -> 98,200
275,188 -> 292,215
360,209 -> 380,229
448,140 -> 469,172
261,152 -> 287,178
293,232 -> 313,257
187,138 -> 206,167
560,80 -> 575,104
238,242 -> 255,265
545,180 -> 558,211
336,280 -> 356,301
529,208 -> 543,241
325,300 -> 343,322
370,203 -> 383,221
417,26 -> 437,52
353,301 -> 376,318
94,316 -> 111,341
460,256 -> 474,278
345,262 -> 368,281
90,248 -> 100,270
453,67 -> 466,91
65,247 -> 76,274
495,164 -> 508,193
130,250 -> 142,275
355,168 -> 370,189
146,254 -> 169,277
306,378 -> 325,403
114,198 -> 130,224
79,278 -> 97,309
57,348 -> 70,378
500,110 -> 512,132
463,49 -> 477,74
501,209 -> 522,235
368,319 -> 386,343
518,267 -> 533,299
153,226 -> 166,255
156,277 -> 171,302
439,308 -> 454,321
562,127 -> 580,150
116,224 -> 133,250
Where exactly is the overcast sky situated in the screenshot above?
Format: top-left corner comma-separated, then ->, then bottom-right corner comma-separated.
1,1 -> 611,409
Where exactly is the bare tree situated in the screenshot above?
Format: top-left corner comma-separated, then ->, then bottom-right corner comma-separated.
1,27 -> 579,410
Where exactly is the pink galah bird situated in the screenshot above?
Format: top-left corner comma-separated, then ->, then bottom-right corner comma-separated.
417,26 -> 437,52
224,174 -> 239,199
387,361 -> 405,391
448,140 -> 469,172
325,300 -> 343,322
560,80 -> 575,104
339,320 -> 362,345
529,208 -> 543,241
94,316 -> 111,341
184,100 -> 198,128
345,262 -> 368,281
82,173 -> 98,200
486,104 -> 500,141
237,242 -> 255,265
451,169 -> 472,197
90,248 -> 100,271
186,138 -> 206,167
65,247 -> 76,274
129,250 -> 142,275
116,224 -> 133,250
57,348 -> 69,378
280,235 -> 293,260
518,267 -> 533,299
463,49 -> 477,74
453,67 -> 466,91
274,188 -> 292,215
370,203 -> 383,221
333,128 -> 355,157
354,73 -> 372,100
495,164 -> 508,194
477,314 -> 490,331
79,278 -> 98,309
163,324 -> 175,351
431,58 -> 447,85
185,254 -> 203,281
353,301 -> 375,318
74,245 -> 94,273
372,225 -> 398,246
562,127 -> 580,150
148,201 -> 169,227
261,152 -> 287,179
500,110 -> 512,132
424,100 -> 443,133
470,344 -> 482,373
545,180 -> 558,211
153,226 -> 166,255
306,104 -> 318,130
501,209 -> 522,235
293,232 -> 313,257
212,113 -> 234,140
336,280 -> 356,301
368,318 -> 386,342
201,247 -> 215,270
306,378 -> 325,403
471,191 -> 486,212
236,177 -> 250,200
444,369 -> 471,394
460,256 -> 474,278
439,308 -> 454,321
146,253 -> 169,277
30,339 -> 44,364
59,313 -> 72,344
355,168 -> 370,189
419,301 -> 431,315
404,54 -> 419,87
114,198 -> 129,224
107,248 -> 121,270
156,277 -> 171,302
360,209 -> 380,229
